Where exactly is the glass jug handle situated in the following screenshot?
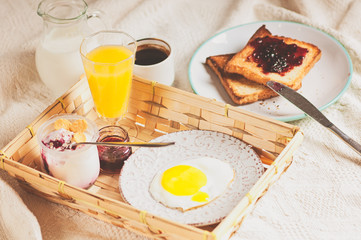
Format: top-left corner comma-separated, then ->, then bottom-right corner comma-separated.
87,10 -> 109,32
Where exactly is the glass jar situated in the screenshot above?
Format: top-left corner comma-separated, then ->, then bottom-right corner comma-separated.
97,126 -> 132,174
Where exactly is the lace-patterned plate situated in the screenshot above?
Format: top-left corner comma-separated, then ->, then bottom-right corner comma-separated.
119,130 -> 264,226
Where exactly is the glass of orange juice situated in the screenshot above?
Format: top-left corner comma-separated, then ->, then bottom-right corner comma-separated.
80,31 -> 137,122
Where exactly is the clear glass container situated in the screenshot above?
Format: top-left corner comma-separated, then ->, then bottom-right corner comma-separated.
80,30 -> 136,122
37,114 -> 100,189
97,125 -> 132,174
35,0 -> 105,96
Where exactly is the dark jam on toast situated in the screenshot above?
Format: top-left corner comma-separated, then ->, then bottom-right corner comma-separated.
248,36 -> 308,76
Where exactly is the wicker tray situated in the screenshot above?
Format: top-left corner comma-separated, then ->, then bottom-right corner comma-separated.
0,76 -> 303,240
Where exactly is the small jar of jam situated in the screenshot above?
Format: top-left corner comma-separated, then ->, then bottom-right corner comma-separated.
97,125 -> 132,174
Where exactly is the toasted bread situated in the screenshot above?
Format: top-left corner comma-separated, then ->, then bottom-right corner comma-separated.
224,25 -> 321,88
206,54 -> 279,105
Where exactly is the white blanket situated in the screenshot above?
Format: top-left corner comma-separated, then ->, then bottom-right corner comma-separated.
1,0 -> 361,239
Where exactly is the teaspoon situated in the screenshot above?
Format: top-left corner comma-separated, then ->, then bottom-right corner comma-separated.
70,141 -> 175,148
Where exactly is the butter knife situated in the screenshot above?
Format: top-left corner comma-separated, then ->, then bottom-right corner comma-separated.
266,80 -> 361,156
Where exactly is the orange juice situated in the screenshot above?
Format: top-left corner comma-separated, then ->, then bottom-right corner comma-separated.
84,45 -> 134,119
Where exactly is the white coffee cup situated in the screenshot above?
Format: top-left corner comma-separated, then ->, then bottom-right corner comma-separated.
134,38 -> 174,85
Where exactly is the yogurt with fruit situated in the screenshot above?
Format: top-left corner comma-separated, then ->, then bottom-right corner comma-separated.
37,115 -> 100,189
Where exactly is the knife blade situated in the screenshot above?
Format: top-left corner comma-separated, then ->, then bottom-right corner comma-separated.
267,80 -> 361,156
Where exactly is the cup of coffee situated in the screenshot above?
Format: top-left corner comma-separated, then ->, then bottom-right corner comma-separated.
134,38 -> 174,85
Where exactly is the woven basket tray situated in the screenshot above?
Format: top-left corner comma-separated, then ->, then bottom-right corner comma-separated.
0,76 -> 303,240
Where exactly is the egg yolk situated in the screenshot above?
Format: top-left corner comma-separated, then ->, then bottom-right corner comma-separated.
161,165 -> 209,202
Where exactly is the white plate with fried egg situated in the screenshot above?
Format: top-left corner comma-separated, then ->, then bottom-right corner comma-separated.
119,130 -> 264,226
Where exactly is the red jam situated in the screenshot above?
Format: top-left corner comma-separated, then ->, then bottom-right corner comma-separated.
97,136 -> 132,173
248,36 -> 309,76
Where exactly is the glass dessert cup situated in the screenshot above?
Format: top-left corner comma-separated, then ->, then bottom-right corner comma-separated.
97,125 -> 132,174
37,114 -> 100,189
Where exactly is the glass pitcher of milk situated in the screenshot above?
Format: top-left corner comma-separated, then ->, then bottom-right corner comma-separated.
36,0 -> 106,97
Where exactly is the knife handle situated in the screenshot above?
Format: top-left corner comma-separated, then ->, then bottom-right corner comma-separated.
328,124 -> 361,156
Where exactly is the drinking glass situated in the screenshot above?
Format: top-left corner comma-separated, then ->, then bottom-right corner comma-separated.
80,31 -> 137,123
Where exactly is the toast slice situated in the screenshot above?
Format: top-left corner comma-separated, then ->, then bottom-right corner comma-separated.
224,25 -> 321,88
206,54 -> 281,105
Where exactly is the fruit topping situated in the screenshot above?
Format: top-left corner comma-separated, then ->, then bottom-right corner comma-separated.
69,119 -> 88,133
248,36 -> 308,75
43,118 -> 89,151
73,132 -> 86,143
54,118 -> 72,130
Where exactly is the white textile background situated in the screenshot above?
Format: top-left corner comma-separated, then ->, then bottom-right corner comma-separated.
1,0 -> 361,239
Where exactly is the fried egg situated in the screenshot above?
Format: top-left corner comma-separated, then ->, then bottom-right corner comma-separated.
149,157 -> 234,212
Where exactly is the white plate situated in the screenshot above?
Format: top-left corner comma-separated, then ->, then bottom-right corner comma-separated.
119,130 -> 264,226
188,21 -> 352,122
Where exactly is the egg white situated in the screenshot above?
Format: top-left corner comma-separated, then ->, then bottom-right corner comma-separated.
149,157 -> 234,212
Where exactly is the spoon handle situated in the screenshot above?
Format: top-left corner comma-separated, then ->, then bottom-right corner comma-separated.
74,141 -> 175,148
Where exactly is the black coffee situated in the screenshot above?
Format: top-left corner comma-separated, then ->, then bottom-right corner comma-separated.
135,44 -> 169,65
